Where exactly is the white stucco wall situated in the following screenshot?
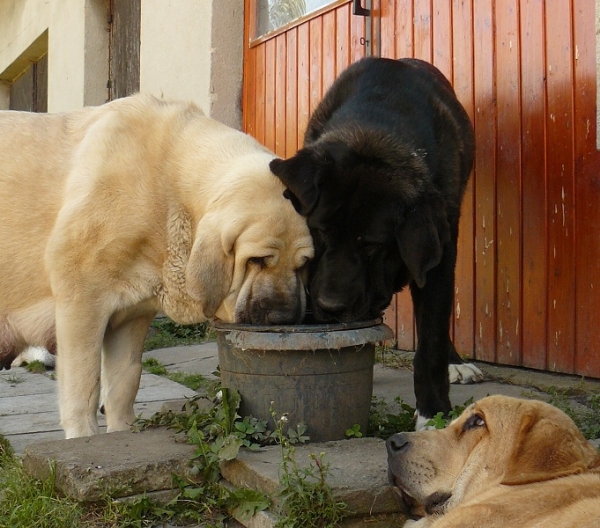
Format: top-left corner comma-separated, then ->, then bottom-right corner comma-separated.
0,0 -> 49,82
140,0 -> 243,129
0,0 -> 243,124
48,0 -> 109,111
140,0 -> 212,112
0,0 -> 109,111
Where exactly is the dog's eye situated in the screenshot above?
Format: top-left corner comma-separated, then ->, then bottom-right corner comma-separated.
248,257 -> 267,269
462,413 -> 486,431
296,255 -> 310,270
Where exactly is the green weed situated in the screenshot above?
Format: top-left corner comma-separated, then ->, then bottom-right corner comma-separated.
544,387 -> 600,440
270,407 -> 347,528
144,318 -> 215,351
23,360 -> 48,374
142,357 -> 210,391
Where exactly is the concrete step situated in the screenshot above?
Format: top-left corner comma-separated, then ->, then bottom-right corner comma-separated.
221,437 -> 406,527
22,425 -> 406,526
22,427 -> 199,502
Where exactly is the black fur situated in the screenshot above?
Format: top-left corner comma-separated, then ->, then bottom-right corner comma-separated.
270,57 -> 475,421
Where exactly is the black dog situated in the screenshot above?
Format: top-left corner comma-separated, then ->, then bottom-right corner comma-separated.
270,57 -> 480,427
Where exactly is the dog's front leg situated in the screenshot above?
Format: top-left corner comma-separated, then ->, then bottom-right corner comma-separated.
101,313 -> 156,432
410,241 -> 456,430
55,304 -> 107,438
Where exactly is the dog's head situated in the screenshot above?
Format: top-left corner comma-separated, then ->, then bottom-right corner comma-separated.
386,395 -> 600,518
185,155 -> 314,325
270,133 -> 450,322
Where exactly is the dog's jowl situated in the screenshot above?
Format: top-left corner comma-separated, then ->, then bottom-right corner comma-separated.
0,94 -> 313,438
270,57 -> 481,427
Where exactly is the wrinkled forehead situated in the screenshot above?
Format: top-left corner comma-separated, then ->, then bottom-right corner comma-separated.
235,218 -> 313,255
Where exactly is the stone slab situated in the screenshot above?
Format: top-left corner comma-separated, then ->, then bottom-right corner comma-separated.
1,370 -> 197,455
143,343 -> 220,378
22,427 -> 198,502
221,437 -> 401,517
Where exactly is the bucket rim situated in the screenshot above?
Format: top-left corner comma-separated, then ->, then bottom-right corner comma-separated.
212,318 -> 382,333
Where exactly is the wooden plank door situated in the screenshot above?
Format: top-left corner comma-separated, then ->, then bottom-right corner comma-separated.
243,0 -> 370,158
242,0 -> 600,379
109,0 -> 141,100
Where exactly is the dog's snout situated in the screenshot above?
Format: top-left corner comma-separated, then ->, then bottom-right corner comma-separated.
387,432 -> 410,455
315,294 -> 348,315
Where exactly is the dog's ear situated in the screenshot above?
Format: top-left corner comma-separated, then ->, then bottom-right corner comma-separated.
501,410 -> 598,485
269,149 -> 326,215
396,196 -> 450,288
185,213 -> 236,318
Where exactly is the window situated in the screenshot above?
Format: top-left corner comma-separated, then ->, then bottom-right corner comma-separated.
255,0 -> 335,38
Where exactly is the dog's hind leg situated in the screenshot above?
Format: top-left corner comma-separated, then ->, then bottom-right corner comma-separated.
55,303 -> 107,438
101,312 -> 156,432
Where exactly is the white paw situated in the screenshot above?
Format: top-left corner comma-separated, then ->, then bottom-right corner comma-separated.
11,347 -> 56,368
403,518 -> 430,527
449,362 -> 483,384
415,412 -> 437,431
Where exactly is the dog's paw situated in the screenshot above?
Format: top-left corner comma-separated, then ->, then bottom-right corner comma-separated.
11,347 -> 56,368
415,412 -> 437,431
448,362 -> 483,384
403,519 -> 430,527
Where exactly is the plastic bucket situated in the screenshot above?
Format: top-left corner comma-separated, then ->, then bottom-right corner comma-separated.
214,320 -> 393,442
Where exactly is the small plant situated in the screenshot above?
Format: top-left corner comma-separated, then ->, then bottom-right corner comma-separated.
368,396 -> 416,438
426,397 -> 474,429
375,344 -> 414,370
368,396 -> 476,436
144,318 -> 215,351
4,374 -> 25,384
134,386 -> 282,523
142,357 -> 169,376
270,406 -> 347,528
0,433 -> 14,465
24,360 -> 48,374
142,357 -> 210,391
345,424 -> 363,438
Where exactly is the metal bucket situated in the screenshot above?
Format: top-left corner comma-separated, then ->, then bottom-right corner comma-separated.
214,320 -> 394,442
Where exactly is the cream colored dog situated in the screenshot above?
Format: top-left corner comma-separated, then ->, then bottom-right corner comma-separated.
387,395 -> 600,527
0,94 -> 313,438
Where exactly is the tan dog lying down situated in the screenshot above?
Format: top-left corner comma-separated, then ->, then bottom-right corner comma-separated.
387,395 -> 600,527
0,94 -> 313,438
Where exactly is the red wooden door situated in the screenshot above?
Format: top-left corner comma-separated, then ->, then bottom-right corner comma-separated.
243,0 -> 370,157
242,0 -> 600,379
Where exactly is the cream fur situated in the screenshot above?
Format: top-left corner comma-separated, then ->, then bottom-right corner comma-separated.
0,94 -> 313,438
387,395 -> 600,527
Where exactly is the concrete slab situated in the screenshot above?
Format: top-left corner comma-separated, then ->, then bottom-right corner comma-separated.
9,340 -> 599,528
222,438 -> 400,516
22,427 -> 198,502
143,343 -> 220,379
1,368 -> 197,455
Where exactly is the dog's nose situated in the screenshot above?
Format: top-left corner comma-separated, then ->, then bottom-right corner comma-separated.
386,433 -> 410,455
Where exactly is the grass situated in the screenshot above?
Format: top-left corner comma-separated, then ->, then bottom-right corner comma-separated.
22,360 -> 49,374
144,318 -> 216,351
0,449 -> 83,527
540,387 -> 600,441
142,357 -> 210,392
375,345 -> 414,370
